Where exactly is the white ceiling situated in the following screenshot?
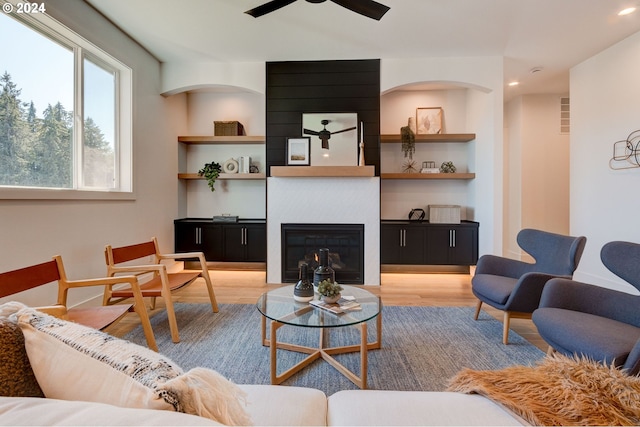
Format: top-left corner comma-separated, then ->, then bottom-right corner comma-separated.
85,0 -> 640,100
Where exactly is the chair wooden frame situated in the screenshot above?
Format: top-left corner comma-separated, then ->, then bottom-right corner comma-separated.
104,237 -> 218,343
0,255 -> 157,351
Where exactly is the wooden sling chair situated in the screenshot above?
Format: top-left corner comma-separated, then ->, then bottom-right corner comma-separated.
0,255 -> 157,351
104,237 -> 218,343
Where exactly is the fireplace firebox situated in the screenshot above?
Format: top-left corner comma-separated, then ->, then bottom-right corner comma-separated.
281,224 -> 364,284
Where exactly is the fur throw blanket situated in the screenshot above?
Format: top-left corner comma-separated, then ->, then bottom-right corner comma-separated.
447,354 -> 640,426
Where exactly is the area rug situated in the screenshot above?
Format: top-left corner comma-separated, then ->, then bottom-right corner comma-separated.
124,303 -> 545,396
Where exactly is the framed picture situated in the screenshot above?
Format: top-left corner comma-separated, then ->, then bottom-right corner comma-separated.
302,112 -> 358,166
286,137 -> 311,165
416,107 -> 443,134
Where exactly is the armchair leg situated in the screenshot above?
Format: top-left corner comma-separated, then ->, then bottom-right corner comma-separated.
474,300 -> 482,320
503,312 -> 511,345
199,256 -> 218,313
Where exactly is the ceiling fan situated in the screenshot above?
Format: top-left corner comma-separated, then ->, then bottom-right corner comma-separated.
304,119 -> 356,150
245,0 -> 390,21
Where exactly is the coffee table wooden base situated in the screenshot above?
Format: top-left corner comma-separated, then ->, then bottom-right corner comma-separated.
260,308 -> 382,389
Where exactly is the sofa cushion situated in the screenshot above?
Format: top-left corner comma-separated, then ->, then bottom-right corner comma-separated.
0,319 -> 43,398
240,385 -> 327,426
327,390 -> 525,426
2,303 -> 250,426
0,396 -> 221,426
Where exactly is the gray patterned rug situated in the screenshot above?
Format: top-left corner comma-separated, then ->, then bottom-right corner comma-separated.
124,303 -> 545,396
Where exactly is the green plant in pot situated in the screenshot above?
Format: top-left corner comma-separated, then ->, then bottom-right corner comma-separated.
317,279 -> 343,303
198,161 -> 222,192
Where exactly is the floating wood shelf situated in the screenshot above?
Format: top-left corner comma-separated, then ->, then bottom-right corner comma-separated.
178,136 -> 265,144
381,173 -> 475,180
270,166 -> 376,177
380,133 -> 475,143
178,173 -> 266,180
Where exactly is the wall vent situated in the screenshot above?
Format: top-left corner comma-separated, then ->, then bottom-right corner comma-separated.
560,97 -> 570,134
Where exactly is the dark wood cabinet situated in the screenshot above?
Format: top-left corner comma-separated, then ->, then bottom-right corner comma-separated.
381,220 -> 478,266
174,219 -> 266,263
222,223 -> 267,262
424,223 -> 478,265
380,223 -> 426,264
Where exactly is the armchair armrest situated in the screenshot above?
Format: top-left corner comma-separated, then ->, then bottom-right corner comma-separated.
63,275 -> 142,289
624,337 -> 640,375
475,254 -> 534,278
505,272 -> 567,312
107,264 -> 167,276
36,305 -> 68,318
157,251 -> 206,261
539,278 -> 640,325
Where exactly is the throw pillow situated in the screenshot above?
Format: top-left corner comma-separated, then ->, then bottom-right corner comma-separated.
1,302 -> 251,426
0,319 -> 44,397
447,354 -> 640,426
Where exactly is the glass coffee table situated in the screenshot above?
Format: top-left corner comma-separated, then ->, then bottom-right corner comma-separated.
256,285 -> 382,389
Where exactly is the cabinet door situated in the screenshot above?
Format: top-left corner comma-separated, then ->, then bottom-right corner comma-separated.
380,225 -> 403,264
402,226 -> 426,264
244,224 -> 267,262
381,224 -> 425,264
222,225 -> 246,262
449,226 -> 478,265
175,222 -> 200,253
201,225 -> 223,261
425,227 -> 454,265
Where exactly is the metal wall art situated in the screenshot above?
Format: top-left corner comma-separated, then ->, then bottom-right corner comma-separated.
610,130 -> 640,170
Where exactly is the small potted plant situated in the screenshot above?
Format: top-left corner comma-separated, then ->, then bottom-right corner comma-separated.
198,161 -> 222,192
317,279 -> 343,303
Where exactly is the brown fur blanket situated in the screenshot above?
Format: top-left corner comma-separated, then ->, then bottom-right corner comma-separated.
447,354 -> 640,426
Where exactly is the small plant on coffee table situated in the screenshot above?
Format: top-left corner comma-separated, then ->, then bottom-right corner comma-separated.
317,279 -> 343,298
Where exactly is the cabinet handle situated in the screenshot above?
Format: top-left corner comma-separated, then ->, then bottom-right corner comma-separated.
195,227 -> 201,245
241,227 -> 247,246
399,230 -> 403,247
449,229 -> 456,248
402,229 -> 407,247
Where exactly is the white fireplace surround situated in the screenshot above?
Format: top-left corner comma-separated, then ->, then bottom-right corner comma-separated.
267,176 -> 381,285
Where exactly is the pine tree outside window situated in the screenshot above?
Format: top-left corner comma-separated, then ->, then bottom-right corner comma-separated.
0,3 -> 132,198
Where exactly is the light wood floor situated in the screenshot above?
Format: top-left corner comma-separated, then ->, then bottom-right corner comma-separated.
106,269 -> 548,352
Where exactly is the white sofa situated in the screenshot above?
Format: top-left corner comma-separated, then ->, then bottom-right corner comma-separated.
0,385 -> 526,426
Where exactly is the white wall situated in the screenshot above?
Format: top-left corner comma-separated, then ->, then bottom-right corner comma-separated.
177,91 -> 267,219
570,30 -> 640,293
0,0 -> 184,307
504,95 -> 570,260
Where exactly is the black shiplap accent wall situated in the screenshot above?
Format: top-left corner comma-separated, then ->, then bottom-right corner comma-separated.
265,59 -> 381,176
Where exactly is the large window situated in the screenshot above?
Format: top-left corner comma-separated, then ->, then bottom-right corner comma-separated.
0,2 -> 132,197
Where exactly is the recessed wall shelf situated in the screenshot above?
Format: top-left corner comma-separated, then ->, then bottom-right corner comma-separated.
178,136 -> 265,144
380,133 -> 475,143
270,166 -> 375,177
178,173 -> 266,180
381,173 -> 475,180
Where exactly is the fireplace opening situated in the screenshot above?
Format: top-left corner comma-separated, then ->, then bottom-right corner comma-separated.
281,224 -> 364,284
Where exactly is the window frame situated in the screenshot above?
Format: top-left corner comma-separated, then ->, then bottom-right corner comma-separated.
0,1 -> 134,200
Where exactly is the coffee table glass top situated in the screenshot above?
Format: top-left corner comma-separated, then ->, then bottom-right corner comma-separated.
256,285 -> 381,328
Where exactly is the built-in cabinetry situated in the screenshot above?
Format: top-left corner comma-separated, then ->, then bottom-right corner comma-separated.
174,218 -> 266,263
380,220 -> 479,266
379,133 -> 475,179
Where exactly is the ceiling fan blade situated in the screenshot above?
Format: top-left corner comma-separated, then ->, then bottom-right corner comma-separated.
303,128 -> 321,136
329,0 -> 390,20
245,0 -> 298,18
330,126 -> 357,135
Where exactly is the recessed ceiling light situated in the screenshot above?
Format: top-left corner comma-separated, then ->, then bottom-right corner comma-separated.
508,82 -> 519,87
619,7 -> 636,15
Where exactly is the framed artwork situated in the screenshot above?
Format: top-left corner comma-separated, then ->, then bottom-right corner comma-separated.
302,112 -> 358,166
286,137 -> 311,165
416,107 -> 443,134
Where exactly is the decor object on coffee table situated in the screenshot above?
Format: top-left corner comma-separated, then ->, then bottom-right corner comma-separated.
293,263 -> 314,302
317,279 -> 343,303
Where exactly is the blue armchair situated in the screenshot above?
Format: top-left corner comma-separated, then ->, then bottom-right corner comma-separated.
533,241 -> 640,375
472,228 -> 587,344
